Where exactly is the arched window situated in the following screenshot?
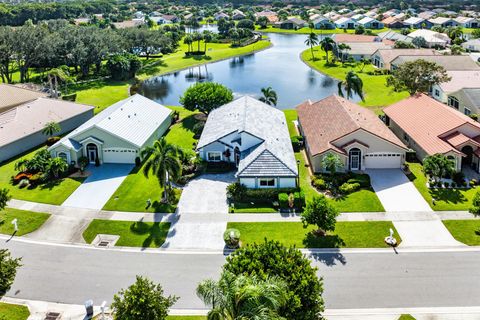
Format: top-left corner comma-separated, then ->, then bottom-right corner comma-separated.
58,152 -> 68,162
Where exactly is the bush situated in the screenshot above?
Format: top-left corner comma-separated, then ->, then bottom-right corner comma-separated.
294,191 -> 305,209
347,175 -> 370,188
28,173 -> 44,185
452,171 -> 465,185
227,182 -> 247,202
470,179 -> 477,187
46,136 -> 61,146
312,177 -> 326,190
13,172 -> 32,185
61,93 -> 77,102
278,193 -> 289,208
223,228 -> 241,248
339,182 -> 360,194
444,182 -> 449,188
291,135 -> 303,152
243,188 -> 298,202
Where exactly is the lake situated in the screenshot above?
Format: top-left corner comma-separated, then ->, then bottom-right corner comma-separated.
140,32 -> 348,109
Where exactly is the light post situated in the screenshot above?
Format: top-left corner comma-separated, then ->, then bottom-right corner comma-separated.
11,218 -> 18,234
296,159 -> 301,187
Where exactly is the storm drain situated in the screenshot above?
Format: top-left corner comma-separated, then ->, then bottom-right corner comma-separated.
92,234 -> 120,248
98,241 -> 110,247
45,312 -> 62,320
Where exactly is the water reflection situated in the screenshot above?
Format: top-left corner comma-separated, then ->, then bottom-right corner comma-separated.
140,32 -> 359,109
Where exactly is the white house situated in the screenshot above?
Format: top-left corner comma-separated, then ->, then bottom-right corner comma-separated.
49,94 -> 172,166
455,16 -> 479,28
407,29 -> 450,48
358,17 -> 384,29
197,96 -> 298,189
335,17 -> 358,29
463,39 -> 480,52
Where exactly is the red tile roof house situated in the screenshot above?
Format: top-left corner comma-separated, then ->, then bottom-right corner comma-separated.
384,94 -> 480,172
296,95 -> 407,173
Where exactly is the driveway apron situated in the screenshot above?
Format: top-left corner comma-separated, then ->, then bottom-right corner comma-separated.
367,169 -> 464,247
62,164 -> 133,210
162,173 -> 235,250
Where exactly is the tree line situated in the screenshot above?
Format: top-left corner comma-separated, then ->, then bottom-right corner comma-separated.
0,20 -> 184,83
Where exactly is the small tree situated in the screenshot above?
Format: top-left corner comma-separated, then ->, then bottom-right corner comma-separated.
0,249 -> 22,295
46,158 -> 68,179
321,153 -> 343,175
412,36 -> 427,48
422,154 -> 455,183
0,188 -> 11,211
301,195 -> 339,236
78,156 -> 89,173
338,70 -> 365,101
42,121 -> 61,137
469,190 -> 480,216
112,276 -> 178,320
180,82 -> 233,115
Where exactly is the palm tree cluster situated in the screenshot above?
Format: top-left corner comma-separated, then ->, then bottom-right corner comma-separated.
15,148 -> 69,181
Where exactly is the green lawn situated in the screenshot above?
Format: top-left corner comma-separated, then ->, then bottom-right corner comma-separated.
442,220 -> 480,246
256,25 -> 391,35
0,303 -> 30,320
102,107 -> 198,213
0,146 -> 85,205
71,79 -> 131,114
232,202 -> 278,213
301,49 -> 409,113
398,315 -> 416,320
83,219 -> 170,248
228,221 -> 400,248
407,162 -> 478,211
0,208 -> 50,236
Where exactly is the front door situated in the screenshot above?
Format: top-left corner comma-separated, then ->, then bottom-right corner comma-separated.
87,143 -> 98,164
349,148 -> 361,171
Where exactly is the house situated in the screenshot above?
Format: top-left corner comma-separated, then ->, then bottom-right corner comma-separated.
0,84 -> 47,114
430,71 -> 480,112
255,10 -> 279,23
335,17 -> 358,29
390,55 -> 480,71
113,20 -> 145,29
418,11 -> 436,20
351,14 -> 365,21
277,17 -> 306,30
371,48 -> 437,69
1,98 -> 94,163
447,88 -> 480,116
403,17 -> 432,29
196,96 -> 298,189
297,95 -> 407,172
336,42 -> 393,61
377,30 -> 413,43
312,16 -> 336,29
454,16 -> 479,28
407,29 -> 450,48
428,17 -> 458,28
214,12 -> 229,20
463,39 -> 480,52
333,33 -> 387,44
49,94 -> 172,166
384,94 -> 480,172
381,16 -> 405,29
232,9 -> 246,20
358,17 -> 384,29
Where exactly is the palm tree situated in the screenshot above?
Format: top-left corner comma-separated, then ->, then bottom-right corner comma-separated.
203,30 -> 213,53
448,26 -> 463,41
141,138 -> 184,203
46,67 -> 71,98
259,87 -> 278,106
197,271 -> 287,320
338,70 -> 365,101
192,31 -> 203,53
0,188 -> 11,211
42,121 -> 61,137
46,157 -> 68,179
337,43 -> 351,64
183,35 -> 193,53
319,37 -> 336,63
451,44 -> 464,55
304,32 -> 319,60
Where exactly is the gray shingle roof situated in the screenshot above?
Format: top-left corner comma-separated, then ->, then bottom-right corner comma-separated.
197,96 -> 297,178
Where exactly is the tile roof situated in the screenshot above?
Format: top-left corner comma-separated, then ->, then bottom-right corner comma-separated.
197,96 -> 297,178
373,48 -> 437,65
391,55 -> 480,71
296,95 -> 406,156
443,131 -> 480,148
0,84 -> 47,113
340,42 -> 393,55
384,94 -> 480,155
439,71 -> 480,93
0,98 -> 94,148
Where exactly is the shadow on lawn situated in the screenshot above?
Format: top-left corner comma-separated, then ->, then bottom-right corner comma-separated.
130,221 -> 170,248
303,232 -> 346,249
429,188 -> 468,205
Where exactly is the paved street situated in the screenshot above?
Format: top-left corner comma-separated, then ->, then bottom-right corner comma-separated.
2,238 -> 480,310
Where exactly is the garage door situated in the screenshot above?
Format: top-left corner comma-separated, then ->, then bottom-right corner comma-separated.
364,153 -> 402,169
103,148 -> 137,164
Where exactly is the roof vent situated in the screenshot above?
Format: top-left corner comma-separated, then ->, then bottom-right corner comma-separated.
128,115 -> 131,118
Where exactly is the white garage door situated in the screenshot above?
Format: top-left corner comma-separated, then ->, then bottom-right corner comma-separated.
103,148 -> 137,164
364,153 -> 402,169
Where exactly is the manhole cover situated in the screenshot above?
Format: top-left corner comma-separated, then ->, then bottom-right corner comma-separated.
45,312 -> 62,320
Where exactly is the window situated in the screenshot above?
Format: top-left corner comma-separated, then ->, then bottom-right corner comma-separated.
58,152 -> 68,162
464,107 -> 472,116
434,89 -> 440,97
207,152 -> 222,162
448,96 -> 459,109
259,178 -> 276,187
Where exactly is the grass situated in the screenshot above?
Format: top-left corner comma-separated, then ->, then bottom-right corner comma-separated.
102,107 -> 199,213
82,219 -> 170,248
228,221 -> 400,248
398,315 -> 416,320
256,25 -> 391,35
71,79 -> 131,114
0,146 -> 85,205
0,303 -> 30,320
301,49 -> 409,113
0,208 -> 50,236
407,162 -> 478,211
442,220 -> 480,246
232,202 -> 278,213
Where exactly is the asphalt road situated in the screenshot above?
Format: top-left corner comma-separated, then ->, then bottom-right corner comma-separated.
3,239 -> 480,310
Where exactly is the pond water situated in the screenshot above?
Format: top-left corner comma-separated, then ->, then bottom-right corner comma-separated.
140,31 -> 353,109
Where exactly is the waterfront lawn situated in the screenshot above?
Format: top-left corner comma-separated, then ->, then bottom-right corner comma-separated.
71,79 -> 131,114
0,208 -> 50,236
0,146 -> 85,205
228,221 -> 400,248
165,106 -> 202,150
83,220 -> 170,248
0,303 -> 30,320
442,220 -> 480,246
407,162 -> 477,211
301,50 -> 409,113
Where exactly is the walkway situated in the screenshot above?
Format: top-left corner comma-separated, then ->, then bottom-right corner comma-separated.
367,169 -> 465,247
62,164 -> 133,210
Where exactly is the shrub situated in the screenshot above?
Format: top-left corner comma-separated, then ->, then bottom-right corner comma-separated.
347,175 -> 370,188
294,191 -> 305,209
312,177 -> 326,190
469,190 -> 480,216
291,135 -> 303,152
278,193 -> 289,208
13,173 -> 32,185
61,93 -> 77,102
444,182 -> 449,188
452,171 -> 465,185
227,182 -> 247,202
451,182 -> 456,188
470,179 -> 477,187
28,173 -> 44,185
339,182 -> 360,194
243,188 -> 298,202
223,228 -> 241,248
46,136 -> 61,146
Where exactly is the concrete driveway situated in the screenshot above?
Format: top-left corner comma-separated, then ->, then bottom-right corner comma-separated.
366,169 -> 432,212
62,164 -> 134,210
163,173 -> 235,250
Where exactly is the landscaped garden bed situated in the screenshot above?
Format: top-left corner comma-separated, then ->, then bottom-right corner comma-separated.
83,220 -> 171,248
442,220 -> 480,246
227,221 -> 400,248
0,208 -> 50,236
